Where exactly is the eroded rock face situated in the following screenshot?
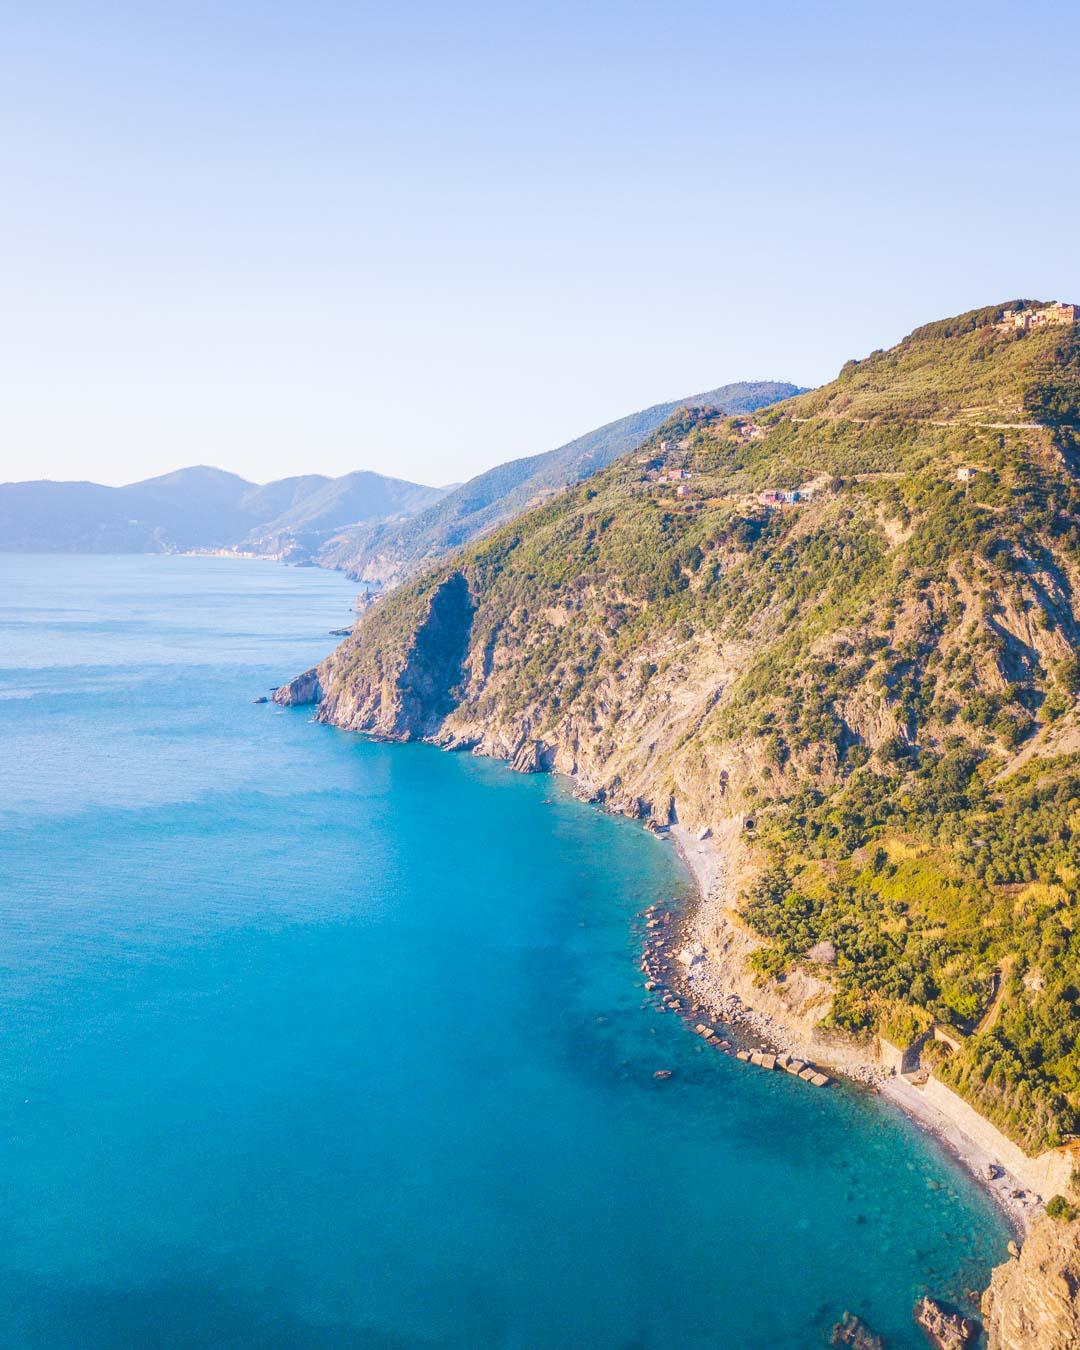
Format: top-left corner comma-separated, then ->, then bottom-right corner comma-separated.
313,569 -> 476,738
914,1296 -> 975,1348
983,1214 -> 1080,1349
272,667 -> 322,706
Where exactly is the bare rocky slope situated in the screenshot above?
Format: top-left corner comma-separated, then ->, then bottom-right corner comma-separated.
983,1208 -> 1080,1348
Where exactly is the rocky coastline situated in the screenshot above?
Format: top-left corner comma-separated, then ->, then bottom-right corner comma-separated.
663,818 -> 1044,1238
275,669 -> 1076,1340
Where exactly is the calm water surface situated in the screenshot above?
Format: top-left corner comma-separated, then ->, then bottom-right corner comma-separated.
0,555 -> 1008,1348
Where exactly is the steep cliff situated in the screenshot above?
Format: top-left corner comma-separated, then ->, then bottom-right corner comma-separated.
983,1211 -> 1080,1348
281,301 -> 1080,1155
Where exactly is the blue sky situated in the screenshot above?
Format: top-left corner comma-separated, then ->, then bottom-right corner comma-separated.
2,1 -> 1078,487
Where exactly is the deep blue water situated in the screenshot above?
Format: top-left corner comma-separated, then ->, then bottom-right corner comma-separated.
0,554 -> 1008,1348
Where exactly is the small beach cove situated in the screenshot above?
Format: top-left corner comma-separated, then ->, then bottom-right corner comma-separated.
0,555 -> 1011,1348
664,822 -> 1056,1239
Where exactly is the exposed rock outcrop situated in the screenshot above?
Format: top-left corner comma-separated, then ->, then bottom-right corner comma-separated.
982,1214 -> 1080,1349
914,1295 -> 975,1348
310,570 -> 476,738
272,667 -> 322,706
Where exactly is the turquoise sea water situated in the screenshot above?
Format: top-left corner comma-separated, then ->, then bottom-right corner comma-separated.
0,554 -> 1009,1348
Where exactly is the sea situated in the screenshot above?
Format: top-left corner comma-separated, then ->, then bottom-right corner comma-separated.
0,553 -> 1010,1348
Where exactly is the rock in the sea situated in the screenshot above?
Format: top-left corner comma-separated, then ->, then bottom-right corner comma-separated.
652,1069 -> 672,1081
983,1211 -> 1080,1349
915,1295 -> 976,1348
830,1310 -> 885,1348
252,695 -> 268,704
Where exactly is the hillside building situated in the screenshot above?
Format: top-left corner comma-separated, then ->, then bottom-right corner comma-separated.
996,302 -> 1079,333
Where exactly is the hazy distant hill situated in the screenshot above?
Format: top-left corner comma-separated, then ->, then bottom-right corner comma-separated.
320,381 -> 803,584
0,466 -> 446,556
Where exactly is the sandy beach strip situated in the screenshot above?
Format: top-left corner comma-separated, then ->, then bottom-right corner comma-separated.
665,822 -> 1038,1235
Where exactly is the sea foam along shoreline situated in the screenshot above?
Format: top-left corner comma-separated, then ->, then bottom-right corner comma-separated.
666,821 -> 1041,1237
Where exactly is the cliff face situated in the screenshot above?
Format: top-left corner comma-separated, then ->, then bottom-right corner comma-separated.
983,1215 -> 1080,1349
317,570 -> 476,738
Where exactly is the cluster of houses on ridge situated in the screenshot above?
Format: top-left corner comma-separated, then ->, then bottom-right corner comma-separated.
636,452 -> 695,497
995,301 -> 1079,333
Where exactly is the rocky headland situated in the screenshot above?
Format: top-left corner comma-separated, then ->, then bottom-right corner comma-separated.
277,301 -> 1080,1344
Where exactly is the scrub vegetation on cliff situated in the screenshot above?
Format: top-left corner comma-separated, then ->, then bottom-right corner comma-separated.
285,301 -> 1080,1153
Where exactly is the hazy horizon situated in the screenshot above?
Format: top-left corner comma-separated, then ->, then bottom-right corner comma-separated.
3,1 -> 1078,488
0,378 -> 802,489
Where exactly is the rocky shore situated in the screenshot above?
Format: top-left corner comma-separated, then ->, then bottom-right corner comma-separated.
663,821 -> 1044,1237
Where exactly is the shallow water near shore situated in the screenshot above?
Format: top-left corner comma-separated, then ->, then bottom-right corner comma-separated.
0,554 -> 1009,1348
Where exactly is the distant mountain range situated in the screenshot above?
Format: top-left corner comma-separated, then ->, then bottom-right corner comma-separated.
319,381 -> 804,585
0,466 -> 446,556
1,380 -> 803,565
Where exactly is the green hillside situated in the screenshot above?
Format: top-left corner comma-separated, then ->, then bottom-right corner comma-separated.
290,302 -> 1080,1153
319,380 -> 803,584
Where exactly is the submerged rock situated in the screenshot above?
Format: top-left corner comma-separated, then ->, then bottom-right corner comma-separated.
830,1310 -> 885,1348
